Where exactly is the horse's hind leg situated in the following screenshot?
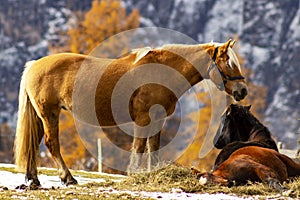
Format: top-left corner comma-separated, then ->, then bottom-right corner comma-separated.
41,108 -> 77,185
25,130 -> 44,190
255,166 -> 287,191
265,178 -> 287,192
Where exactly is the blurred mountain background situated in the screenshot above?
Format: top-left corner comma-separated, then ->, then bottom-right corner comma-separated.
0,0 -> 299,170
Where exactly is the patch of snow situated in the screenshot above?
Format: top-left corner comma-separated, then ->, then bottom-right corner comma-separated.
28,40 -> 48,53
266,85 -> 289,114
0,164 -> 118,190
146,3 -> 155,13
203,0 -> 243,40
140,17 -> 155,27
39,0 -> 46,5
251,46 -> 270,70
290,4 -> 300,40
183,0 -> 199,14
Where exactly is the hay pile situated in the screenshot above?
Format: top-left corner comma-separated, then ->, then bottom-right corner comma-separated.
118,164 -> 201,192
114,164 -> 300,199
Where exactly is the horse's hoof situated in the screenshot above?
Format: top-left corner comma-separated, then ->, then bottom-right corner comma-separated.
65,177 -> 78,186
29,182 -> 40,190
15,184 -> 27,190
0,186 -> 8,190
15,182 -> 41,190
28,179 -> 41,190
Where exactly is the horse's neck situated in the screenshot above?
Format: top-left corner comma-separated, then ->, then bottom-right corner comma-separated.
236,112 -> 267,141
248,126 -> 270,141
161,44 -> 213,85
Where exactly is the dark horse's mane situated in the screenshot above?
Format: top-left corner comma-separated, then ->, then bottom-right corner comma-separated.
232,105 -> 277,150
213,104 -> 278,170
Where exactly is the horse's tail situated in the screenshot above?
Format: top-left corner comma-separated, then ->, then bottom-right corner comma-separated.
14,60 -> 44,172
277,153 -> 300,177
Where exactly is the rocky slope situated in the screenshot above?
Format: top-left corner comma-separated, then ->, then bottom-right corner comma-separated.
0,0 -> 299,148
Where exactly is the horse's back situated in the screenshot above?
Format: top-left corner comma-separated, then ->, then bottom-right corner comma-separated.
231,146 -> 286,167
23,53 -> 107,112
275,151 -> 300,177
25,53 -> 87,84
216,146 -> 289,182
232,146 -> 300,179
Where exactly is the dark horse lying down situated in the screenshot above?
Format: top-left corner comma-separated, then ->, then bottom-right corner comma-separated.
194,146 -> 300,191
192,104 -> 300,191
213,104 -> 278,169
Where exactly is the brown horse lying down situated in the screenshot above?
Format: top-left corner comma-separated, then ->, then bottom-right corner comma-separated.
193,146 -> 300,191
213,104 -> 278,170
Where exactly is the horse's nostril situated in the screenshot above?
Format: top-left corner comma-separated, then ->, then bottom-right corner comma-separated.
241,88 -> 247,97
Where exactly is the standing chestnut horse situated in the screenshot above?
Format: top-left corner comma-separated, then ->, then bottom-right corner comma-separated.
14,39 -> 247,188
213,104 -> 278,169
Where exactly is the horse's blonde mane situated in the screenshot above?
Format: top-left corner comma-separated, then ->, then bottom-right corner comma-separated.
227,47 -> 241,71
131,43 -> 241,72
132,47 -> 153,64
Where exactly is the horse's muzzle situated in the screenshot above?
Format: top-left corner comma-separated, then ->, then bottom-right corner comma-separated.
233,87 -> 247,101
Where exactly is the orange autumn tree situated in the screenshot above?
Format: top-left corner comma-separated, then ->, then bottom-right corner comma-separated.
176,89 -> 222,171
68,0 -> 140,54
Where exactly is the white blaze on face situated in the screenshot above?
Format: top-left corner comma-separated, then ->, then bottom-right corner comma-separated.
199,176 -> 208,185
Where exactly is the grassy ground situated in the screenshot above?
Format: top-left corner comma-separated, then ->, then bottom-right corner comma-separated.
0,164 -> 299,199
114,164 -> 300,199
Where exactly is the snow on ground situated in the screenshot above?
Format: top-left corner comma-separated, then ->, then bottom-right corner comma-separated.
0,163 -> 253,200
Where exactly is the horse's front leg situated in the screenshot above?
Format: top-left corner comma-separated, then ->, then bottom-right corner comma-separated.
128,135 -> 147,173
148,119 -> 165,171
148,132 -> 160,170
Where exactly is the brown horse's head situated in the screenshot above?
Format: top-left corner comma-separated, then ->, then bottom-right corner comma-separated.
197,172 -> 231,186
214,104 -> 251,149
207,39 -> 247,101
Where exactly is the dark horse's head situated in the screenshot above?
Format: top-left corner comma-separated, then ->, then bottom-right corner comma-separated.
214,104 -> 252,149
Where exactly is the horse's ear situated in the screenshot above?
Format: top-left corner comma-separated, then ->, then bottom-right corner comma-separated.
224,39 -> 232,50
245,105 -> 251,110
227,104 -> 236,115
219,39 -> 232,55
229,40 -> 236,48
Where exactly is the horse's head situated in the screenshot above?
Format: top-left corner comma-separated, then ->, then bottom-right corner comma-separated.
197,172 -> 231,186
207,39 -> 247,101
214,104 -> 251,149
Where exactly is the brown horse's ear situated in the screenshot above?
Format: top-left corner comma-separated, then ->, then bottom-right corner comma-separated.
245,105 -> 251,110
227,104 -> 236,115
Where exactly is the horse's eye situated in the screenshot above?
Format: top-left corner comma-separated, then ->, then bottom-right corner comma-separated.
226,63 -> 232,69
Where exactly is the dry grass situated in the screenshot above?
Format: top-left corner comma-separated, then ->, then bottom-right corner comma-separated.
113,164 -> 300,199
0,164 -> 299,199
